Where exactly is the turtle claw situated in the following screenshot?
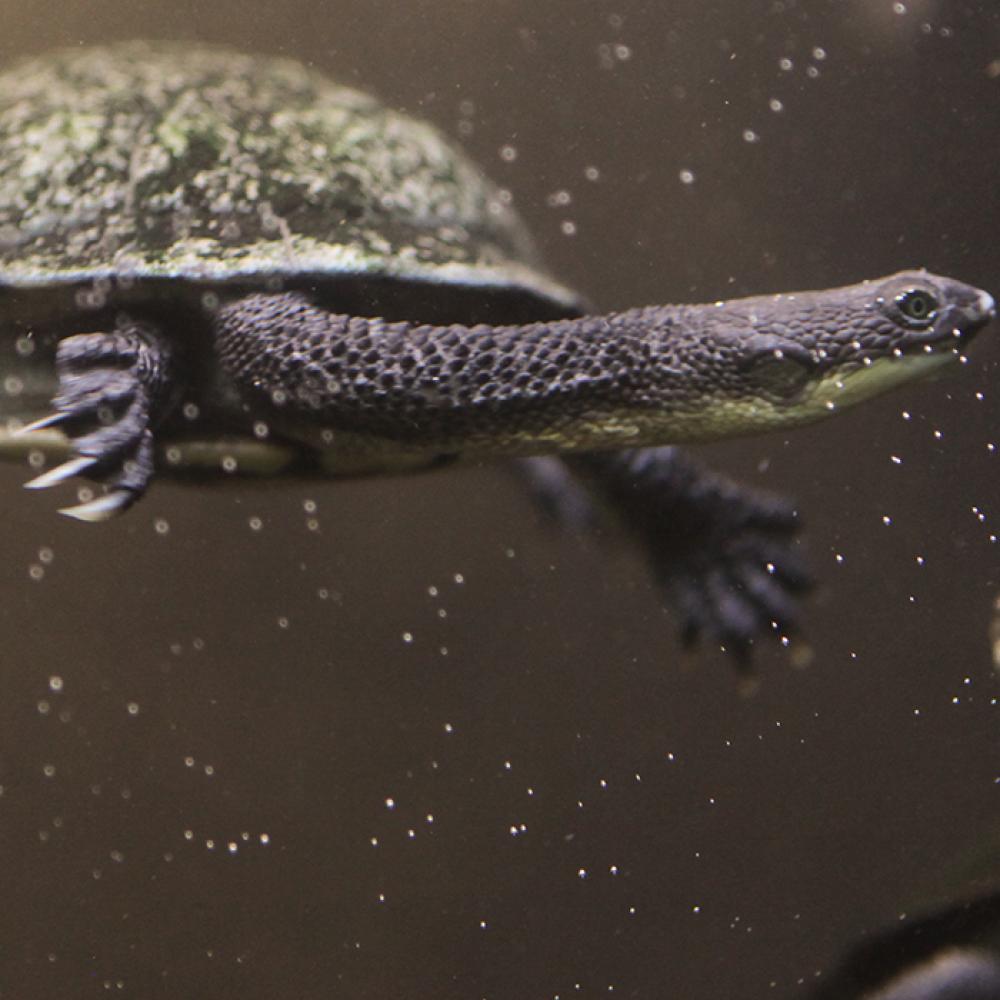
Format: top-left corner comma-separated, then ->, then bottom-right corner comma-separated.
59,490 -> 135,523
14,411 -> 71,436
23,456 -> 99,490
22,324 -> 173,518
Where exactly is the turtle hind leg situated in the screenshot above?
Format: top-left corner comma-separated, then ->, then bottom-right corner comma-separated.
22,323 -> 175,521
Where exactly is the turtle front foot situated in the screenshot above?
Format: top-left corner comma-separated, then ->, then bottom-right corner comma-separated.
21,324 -> 174,521
528,448 -> 813,667
579,448 -> 813,664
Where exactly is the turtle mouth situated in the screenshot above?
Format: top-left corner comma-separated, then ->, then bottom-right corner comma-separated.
799,289 -> 995,413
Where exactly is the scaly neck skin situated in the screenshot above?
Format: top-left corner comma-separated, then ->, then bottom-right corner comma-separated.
212,270 -> 994,455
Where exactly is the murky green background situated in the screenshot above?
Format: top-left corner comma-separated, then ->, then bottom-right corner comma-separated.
1,2 -> 997,997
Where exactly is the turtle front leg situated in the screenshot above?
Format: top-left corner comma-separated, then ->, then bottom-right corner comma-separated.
519,448 -> 813,666
20,322 -> 176,521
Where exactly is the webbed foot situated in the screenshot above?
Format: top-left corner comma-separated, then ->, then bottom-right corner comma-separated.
519,448 -> 812,665
21,324 -> 174,521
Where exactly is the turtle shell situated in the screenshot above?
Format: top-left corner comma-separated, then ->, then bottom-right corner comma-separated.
0,41 -> 580,323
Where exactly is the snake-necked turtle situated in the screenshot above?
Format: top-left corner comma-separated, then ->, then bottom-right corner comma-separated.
0,43 -> 993,657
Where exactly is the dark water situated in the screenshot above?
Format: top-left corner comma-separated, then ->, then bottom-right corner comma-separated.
2,2 -> 998,998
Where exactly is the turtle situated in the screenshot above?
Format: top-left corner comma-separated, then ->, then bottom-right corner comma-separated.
810,887 -> 1000,1000
0,42 -> 993,659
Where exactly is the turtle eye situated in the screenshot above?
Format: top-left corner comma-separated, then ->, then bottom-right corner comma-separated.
896,289 -> 939,327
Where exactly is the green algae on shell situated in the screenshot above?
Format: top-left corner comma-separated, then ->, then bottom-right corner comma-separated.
0,42 -> 578,311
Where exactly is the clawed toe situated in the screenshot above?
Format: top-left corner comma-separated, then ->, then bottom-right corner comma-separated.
15,411 -> 73,436
59,489 -> 137,522
667,544 -> 811,655
19,325 -> 173,519
24,456 -> 100,490
673,569 -> 778,665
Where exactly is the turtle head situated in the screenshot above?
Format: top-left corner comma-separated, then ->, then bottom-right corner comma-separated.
672,270 -> 995,437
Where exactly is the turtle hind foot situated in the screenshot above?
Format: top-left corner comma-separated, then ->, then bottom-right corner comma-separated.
22,325 -> 173,521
